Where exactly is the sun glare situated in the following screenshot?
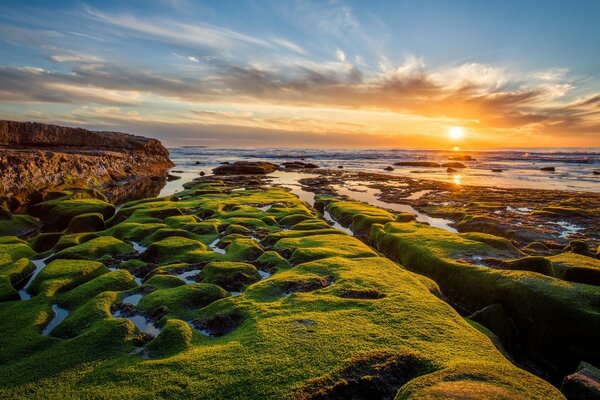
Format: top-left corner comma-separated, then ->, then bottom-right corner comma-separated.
449,126 -> 465,140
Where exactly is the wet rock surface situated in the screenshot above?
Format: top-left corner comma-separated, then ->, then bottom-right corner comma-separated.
0,120 -> 174,205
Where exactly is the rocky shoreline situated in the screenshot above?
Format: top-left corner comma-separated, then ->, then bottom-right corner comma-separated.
0,121 -> 174,208
0,159 -> 598,399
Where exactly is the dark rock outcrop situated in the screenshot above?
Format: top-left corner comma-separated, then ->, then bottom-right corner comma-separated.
0,120 -> 174,202
213,161 -> 278,175
394,161 -> 441,168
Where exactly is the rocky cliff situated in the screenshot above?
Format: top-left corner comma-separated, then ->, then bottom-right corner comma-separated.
0,121 -> 174,204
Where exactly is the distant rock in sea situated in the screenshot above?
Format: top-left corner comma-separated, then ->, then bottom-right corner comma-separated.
213,161 -> 278,175
394,161 -> 441,168
0,120 -> 174,204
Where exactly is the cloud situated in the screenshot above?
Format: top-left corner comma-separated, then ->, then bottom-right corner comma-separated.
270,37 -> 307,55
84,7 -> 272,51
1,52 -> 598,142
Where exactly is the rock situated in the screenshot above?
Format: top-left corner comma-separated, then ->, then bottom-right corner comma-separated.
213,161 -> 278,175
166,174 -> 181,181
394,161 -> 441,168
384,166 -> 394,171
540,167 -> 556,172
561,362 -> 600,400
281,161 -> 319,169
449,155 -> 475,161
65,212 -> 105,233
442,162 -> 467,168
338,165 -> 344,169
469,304 -> 515,348
566,240 -> 594,256
593,170 -> 600,175
491,169 -> 504,173
195,161 -> 201,165
0,120 -> 173,203
199,171 -> 205,176
447,167 -> 458,173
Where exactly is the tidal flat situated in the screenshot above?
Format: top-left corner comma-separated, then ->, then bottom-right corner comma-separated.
0,164 -> 598,399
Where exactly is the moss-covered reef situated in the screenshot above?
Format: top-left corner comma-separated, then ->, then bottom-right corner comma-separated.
320,197 -> 600,385
0,180 -> 564,399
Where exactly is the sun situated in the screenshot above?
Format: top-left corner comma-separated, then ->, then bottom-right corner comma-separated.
449,126 -> 465,140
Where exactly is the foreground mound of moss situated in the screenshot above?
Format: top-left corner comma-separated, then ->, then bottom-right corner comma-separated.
0,183 -> 563,399
320,197 -> 600,383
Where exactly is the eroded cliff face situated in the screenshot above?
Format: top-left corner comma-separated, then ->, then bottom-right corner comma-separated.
0,121 -> 174,203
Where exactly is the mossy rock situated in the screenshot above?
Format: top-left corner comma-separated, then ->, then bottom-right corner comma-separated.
291,219 -> 331,231
224,224 -> 252,235
199,262 -> 261,292
256,251 -> 292,271
0,214 -> 40,237
145,319 -> 193,357
140,283 -> 228,317
0,258 -> 35,301
141,228 -> 203,245
60,269 -> 137,309
51,232 -> 100,252
163,215 -> 199,228
395,212 -> 417,222
223,238 -> 263,262
49,236 -> 134,262
141,237 -> 209,264
28,198 -> 115,228
275,234 -> 378,264
0,237 -> 35,268
29,232 -> 62,252
278,213 -> 313,226
28,259 -> 108,297
65,212 -> 105,234
144,274 -> 187,289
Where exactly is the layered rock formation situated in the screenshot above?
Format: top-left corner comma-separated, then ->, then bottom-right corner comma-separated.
0,121 -> 174,203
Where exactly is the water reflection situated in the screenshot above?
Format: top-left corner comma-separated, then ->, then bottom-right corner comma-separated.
104,176 -> 167,205
332,184 -> 457,233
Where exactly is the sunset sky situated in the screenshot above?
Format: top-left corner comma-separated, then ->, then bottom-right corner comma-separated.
1,0 -> 599,148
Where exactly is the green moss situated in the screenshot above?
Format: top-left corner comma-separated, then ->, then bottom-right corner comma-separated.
29,233 -> 62,252
141,236 -> 211,264
274,234 -> 378,264
0,258 -> 34,301
0,214 -> 40,236
139,283 -> 228,318
0,185 -> 564,399
29,198 -> 115,228
163,215 -> 199,228
50,236 -> 134,262
60,269 -> 137,309
549,252 -> 600,286
369,221 -> 600,375
199,262 -> 261,292
29,259 -> 108,297
145,319 -> 193,357
144,274 -> 186,289
256,251 -> 292,271
0,237 -> 35,268
52,232 -> 100,252
65,212 -> 105,234
291,219 -> 331,230
141,228 -> 204,246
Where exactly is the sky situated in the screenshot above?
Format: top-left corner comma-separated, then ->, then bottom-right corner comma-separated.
1,0 -> 599,149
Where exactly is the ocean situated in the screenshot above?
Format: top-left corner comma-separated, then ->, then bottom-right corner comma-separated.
163,147 -> 600,193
